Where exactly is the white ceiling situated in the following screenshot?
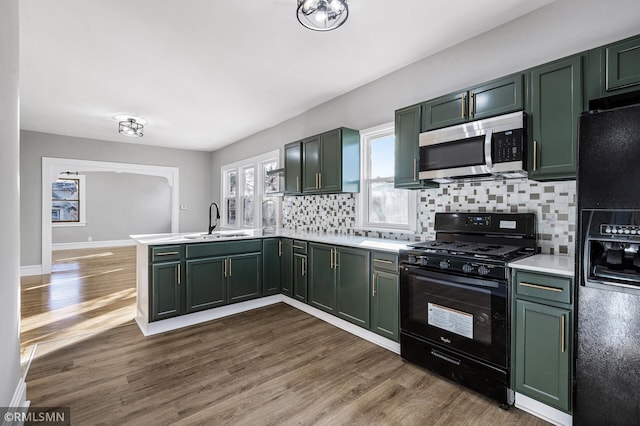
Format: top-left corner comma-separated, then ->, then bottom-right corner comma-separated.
19,0 -> 553,152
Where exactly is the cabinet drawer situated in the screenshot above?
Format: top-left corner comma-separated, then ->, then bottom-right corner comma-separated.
293,240 -> 308,255
185,239 -> 262,259
151,245 -> 182,262
371,252 -> 398,273
514,270 -> 572,304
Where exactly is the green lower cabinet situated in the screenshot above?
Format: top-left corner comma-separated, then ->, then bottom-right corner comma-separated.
151,261 -> 182,321
262,239 -> 281,296
336,248 -> 370,328
185,257 -> 226,313
293,253 -> 307,302
371,270 -> 399,342
227,252 -> 262,303
527,55 -> 583,180
280,239 -> 293,297
513,299 -> 572,412
308,243 -> 336,313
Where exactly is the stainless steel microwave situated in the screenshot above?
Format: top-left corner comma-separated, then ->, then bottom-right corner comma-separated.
418,111 -> 527,181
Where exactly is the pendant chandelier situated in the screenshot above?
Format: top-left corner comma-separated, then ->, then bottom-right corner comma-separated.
118,118 -> 144,137
297,0 -> 349,32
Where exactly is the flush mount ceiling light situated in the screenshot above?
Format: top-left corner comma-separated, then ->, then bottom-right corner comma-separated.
297,0 -> 349,32
118,118 -> 144,137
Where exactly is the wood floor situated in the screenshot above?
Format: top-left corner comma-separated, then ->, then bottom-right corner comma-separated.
22,247 -> 548,425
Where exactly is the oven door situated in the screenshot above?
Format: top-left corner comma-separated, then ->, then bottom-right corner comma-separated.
400,265 -> 508,367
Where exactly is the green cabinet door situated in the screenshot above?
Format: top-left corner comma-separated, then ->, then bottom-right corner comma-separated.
514,299 -> 572,412
284,141 -> 302,194
604,35 -> 640,93
185,257 -> 226,313
281,239 -> 294,297
528,55 -> 582,180
318,129 -> 342,193
262,239 -> 281,296
227,252 -> 262,304
371,270 -> 399,342
422,92 -> 467,131
308,243 -> 336,313
151,261 -> 182,321
394,104 -> 422,189
336,247 -> 370,328
293,253 -> 307,302
302,135 -> 321,193
470,74 -> 523,120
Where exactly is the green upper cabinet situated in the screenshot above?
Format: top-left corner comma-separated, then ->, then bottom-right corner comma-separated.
284,141 -> 302,194
301,127 -> 360,194
335,247 -> 370,328
394,104 -> 438,189
262,239 -> 281,296
185,256 -> 226,313
422,74 -> 523,131
513,299 -> 572,412
151,260 -> 182,321
527,55 -> 583,181
587,34 -> 640,98
308,243 -> 336,313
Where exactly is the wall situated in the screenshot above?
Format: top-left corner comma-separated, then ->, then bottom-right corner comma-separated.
0,0 -> 23,407
21,130 -> 213,266
52,172 -> 171,244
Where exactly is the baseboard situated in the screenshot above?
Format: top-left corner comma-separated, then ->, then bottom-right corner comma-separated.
136,295 -> 283,336
515,392 -> 572,426
52,239 -> 136,250
281,296 -> 401,354
7,378 -> 29,410
20,265 -> 43,277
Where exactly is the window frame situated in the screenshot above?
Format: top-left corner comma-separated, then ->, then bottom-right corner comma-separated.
52,174 -> 87,227
221,150 -> 279,230
356,122 -> 416,232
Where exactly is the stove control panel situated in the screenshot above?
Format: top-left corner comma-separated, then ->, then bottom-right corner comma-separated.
601,224 -> 640,237
401,251 -> 508,280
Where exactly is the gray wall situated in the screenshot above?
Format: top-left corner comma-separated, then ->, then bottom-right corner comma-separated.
21,130 -> 213,266
210,0 -> 640,202
0,0 -> 22,406
52,172 -> 171,244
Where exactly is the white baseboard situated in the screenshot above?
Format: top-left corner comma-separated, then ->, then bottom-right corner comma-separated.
20,265 -> 43,277
7,378 -> 29,409
52,239 -> 136,250
515,392 -> 572,426
281,296 -> 401,354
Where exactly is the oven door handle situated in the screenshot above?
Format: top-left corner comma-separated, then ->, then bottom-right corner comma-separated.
430,349 -> 461,366
403,266 -> 499,289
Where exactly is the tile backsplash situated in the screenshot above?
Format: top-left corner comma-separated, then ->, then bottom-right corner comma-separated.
282,178 -> 576,256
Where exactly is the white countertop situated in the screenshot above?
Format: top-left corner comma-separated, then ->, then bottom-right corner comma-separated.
508,254 -> 575,277
130,229 -> 412,253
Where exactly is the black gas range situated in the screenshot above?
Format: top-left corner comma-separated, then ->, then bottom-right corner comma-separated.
399,212 -> 537,407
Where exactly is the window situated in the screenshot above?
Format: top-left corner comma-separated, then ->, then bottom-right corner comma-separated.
358,123 -> 416,232
221,150 -> 279,230
52,174 -> 86,226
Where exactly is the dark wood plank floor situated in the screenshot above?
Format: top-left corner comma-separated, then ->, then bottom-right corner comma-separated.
23,247 -> 548,425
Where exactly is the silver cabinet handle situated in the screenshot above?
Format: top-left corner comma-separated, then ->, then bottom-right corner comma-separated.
302,257 -> 306,276
177,264 -> 181,285
519,282 -> 562,292
156,251 -> 179,256
533,140 -> 538,172
293,245 -> 305,249
469,93 -> 475,118
223,258 -> 227,277
413,158 -> 417,181
373,259 -> 394,265
330,249 -> 334,269
461,93 -> 466,119
561,315 -> 566,353
334,250 -> 339,268
278,240 -> 282,257
296,176 -> 300,192
315,173 -> 319,189
372,273 -> 376,296
228,258 -> 232,276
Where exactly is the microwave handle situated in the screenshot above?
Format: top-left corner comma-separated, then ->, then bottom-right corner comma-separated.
484,129 -> 493,169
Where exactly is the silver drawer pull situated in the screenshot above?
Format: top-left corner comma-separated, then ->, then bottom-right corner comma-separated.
293,245 -> 305,249
431,349 -> 460,366
373,259 -> 394,264
156,251 -> 179,256
519,282 -> 563,293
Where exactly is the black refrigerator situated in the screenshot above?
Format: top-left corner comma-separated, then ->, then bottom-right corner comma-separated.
576,99 -> 640,424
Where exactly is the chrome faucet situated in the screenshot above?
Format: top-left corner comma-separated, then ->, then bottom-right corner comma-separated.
208,202 -> 220,234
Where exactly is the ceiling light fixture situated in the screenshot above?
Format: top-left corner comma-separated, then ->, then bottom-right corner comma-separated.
297,0 -> 349,32
118,118 -> 144,137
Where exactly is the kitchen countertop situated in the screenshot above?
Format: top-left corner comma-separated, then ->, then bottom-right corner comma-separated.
130,229 -> 413,254
508,254 -> 575,277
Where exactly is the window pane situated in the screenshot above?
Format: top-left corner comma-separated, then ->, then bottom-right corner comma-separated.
369,135 -> 395,178
52,179 -> 79,201
242,196 -> 254,226
243,167 -> 254,196
227,171 -> 237,197
368,181 -> 408,224
52,201 -> 79,221
226,198 -> 236,225
263,161 -> 278,193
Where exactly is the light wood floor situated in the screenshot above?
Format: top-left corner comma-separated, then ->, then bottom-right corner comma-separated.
22,247 -> 548,425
